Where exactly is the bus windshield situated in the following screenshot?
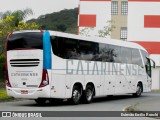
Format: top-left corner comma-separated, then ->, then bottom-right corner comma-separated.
7,32 -> 43,51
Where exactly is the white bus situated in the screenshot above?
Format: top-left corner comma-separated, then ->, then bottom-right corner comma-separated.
6,30 -> 155,105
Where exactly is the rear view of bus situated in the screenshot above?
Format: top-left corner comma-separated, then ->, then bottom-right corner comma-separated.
6,31 -> 50,101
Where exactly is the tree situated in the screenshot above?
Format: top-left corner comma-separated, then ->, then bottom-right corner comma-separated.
56,24 -> 67,32
0,8 -> 33,27
0,9 -> 39,56
98,21 -> 116,38
79,27 -> 94,37
79,20 -> 116,38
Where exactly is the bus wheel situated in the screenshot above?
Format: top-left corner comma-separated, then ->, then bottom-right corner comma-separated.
133,83 -> 143,97
35,98 -> 47,105
82,85 -> 94,104
71,85 -> 82,105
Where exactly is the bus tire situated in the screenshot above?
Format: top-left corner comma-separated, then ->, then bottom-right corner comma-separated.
82,85 -> 94,104
133,83 -> 143,97
70,85 -> 82,105
35,98 -> 47,105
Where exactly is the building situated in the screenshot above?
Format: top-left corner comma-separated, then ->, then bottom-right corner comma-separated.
128,0 -> 160,90
78,0 -> 111,38
78,0 -> 160,89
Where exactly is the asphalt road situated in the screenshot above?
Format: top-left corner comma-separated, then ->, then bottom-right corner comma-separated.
0,92 -> 159,120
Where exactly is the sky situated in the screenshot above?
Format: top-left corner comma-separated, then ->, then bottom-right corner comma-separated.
0,0 -> 79,20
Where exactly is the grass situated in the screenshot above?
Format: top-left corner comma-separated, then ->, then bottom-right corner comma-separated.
0,88 -> 14,102
0,77 -> 14,102
124,103 -> 140,112
151,89 -> 160,93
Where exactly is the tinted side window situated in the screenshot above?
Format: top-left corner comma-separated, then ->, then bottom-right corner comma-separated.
51,36 -> 79,59
132,49 -> 143,66
64,38 -> 79,59
79,41 -> 98,61
121,47 -> 132,64
99,44 -> 110,62
109,45 -> 121,63
8,32 -> 43,51
141,50 -> 151,76
51,36 -> 63,58
141,50 -> 149,65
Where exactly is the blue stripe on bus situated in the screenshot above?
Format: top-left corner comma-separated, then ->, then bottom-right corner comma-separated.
43,31 -> 52,69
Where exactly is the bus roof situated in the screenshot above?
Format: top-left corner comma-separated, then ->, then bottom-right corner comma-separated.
12,30 -> 147,52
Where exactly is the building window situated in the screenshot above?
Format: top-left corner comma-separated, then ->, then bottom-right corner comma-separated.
121,1 -> 128,15
111,1 -> 118,15
120,27 -> 127,41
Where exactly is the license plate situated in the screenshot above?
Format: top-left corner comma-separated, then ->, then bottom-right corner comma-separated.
21,90 -> 28,94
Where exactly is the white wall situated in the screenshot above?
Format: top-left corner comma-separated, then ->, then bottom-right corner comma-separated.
128,2 -> 160,41
128,1 -> 160,89
152,68 -> 160,90
79,1 -> 111,37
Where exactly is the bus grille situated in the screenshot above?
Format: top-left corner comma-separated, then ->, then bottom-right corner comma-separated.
10,59 -> 40,67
